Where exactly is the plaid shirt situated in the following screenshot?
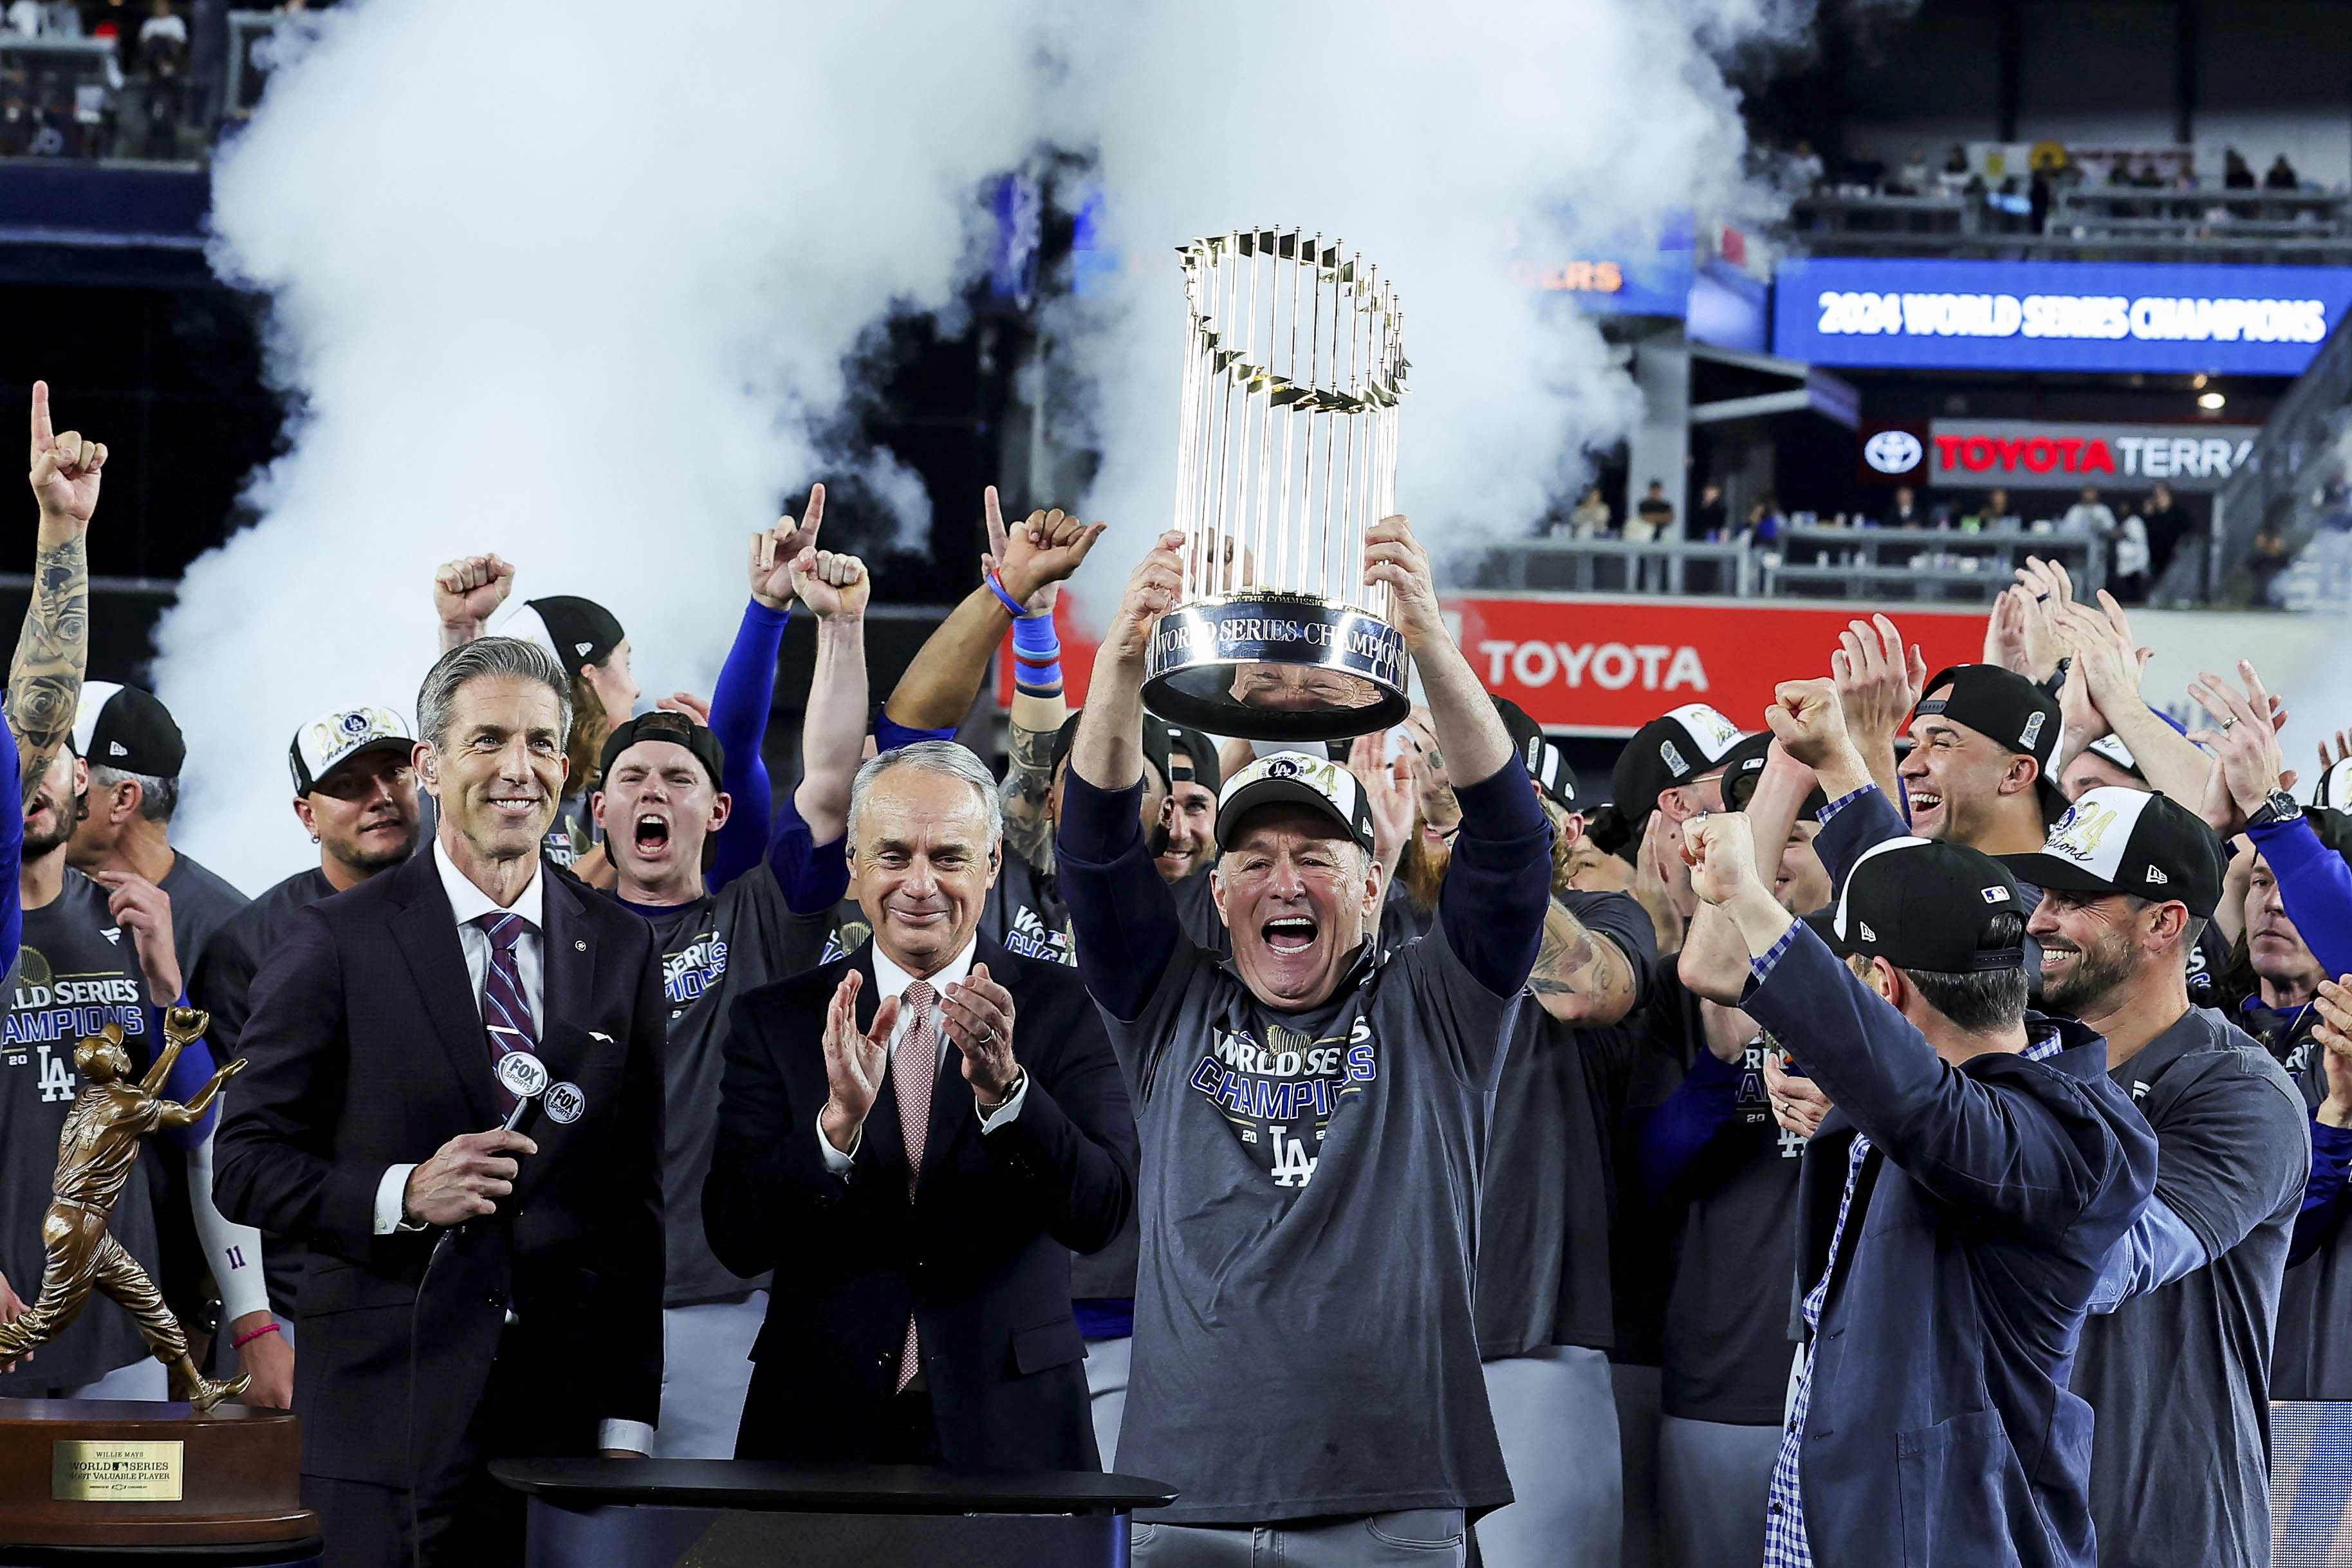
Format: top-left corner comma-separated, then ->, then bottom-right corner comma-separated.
1757,927 -> 2060,1567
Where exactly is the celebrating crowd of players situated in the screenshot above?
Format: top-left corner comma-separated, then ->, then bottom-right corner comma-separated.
1,381 -> 2350,1567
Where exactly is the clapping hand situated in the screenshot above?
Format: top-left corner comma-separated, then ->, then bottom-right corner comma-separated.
1832,614 -> 1925,757
940,964 -> 1020,1105
29,382 -> 104,532
1347,731 -> 1415,884
2187,661 -> 2295,831
819,970 -> 897,1155
751,484 -> 826,611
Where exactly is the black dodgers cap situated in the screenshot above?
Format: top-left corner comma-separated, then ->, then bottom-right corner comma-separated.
1494,696 -> 1577,811
599,710 -> 727,792
505,595 -> 626,672
1719,728 -> 1829,819
1610,703 -> 1744,816
1162,723 -> 1223,794
71,683 -> 185,779
290,704 -> 414,795
2000,786 -> 2226,919
1914,663 -> 2065,813
1216,750 -> 1377,854
1052,711 -> 1172,795
1824,836 -> 2028,973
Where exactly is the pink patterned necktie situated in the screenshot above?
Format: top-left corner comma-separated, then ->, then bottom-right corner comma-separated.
893,981 -> 938,1393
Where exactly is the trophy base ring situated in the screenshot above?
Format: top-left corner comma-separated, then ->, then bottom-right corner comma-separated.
1142,596 -> 1411,743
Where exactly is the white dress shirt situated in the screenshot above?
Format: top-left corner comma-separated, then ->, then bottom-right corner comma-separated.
817,936 -> 1026,1174
369,843 -> 651,1453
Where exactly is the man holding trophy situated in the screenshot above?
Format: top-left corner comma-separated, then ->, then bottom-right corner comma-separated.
1057,222 -> 1550,1568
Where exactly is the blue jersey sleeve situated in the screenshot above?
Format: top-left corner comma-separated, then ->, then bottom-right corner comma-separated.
708,600 -> 788,893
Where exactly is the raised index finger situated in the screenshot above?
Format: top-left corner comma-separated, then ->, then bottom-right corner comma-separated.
29,380 -> 50,455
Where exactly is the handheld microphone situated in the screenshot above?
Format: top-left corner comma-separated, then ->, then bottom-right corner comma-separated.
429,1022 -> 598,1260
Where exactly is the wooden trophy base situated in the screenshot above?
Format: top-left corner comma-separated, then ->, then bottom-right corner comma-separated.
0,1398 -> 316,1551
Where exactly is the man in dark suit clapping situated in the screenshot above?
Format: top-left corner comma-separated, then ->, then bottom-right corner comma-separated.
705,739 -> 1135,1470
214,637 -> 665,1568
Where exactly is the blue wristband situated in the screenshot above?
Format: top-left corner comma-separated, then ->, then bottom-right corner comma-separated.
986,573 -> 1030,620
1012,605 -> 1059,661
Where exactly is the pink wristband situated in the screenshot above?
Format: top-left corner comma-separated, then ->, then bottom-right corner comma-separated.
232,1321 -> 282,1351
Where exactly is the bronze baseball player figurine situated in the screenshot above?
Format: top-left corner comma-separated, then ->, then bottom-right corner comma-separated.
0,1007 -> 250,1411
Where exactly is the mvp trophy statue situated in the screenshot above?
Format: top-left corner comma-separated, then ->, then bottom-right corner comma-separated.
1142,228 -> 1412,741
0,1010 -> 317,1558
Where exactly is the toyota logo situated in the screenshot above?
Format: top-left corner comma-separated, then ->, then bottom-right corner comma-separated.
1864,430 -> 1923,474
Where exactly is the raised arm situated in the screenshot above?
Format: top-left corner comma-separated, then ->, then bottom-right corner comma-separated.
1833,613 -> 1926,804
1692,812 -> 2150,1235
1367,514 -> 1550,996
2053,593 -> 2212,804
786,546 -> 871,846
1060,534 -> 1187,1021
880,488 -> 1104,734
995,491 -> 1073,871
14,382 -> 96,809
1681,741 -> 1818,1002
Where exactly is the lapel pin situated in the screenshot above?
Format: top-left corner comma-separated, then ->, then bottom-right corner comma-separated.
574,939 -> 586,951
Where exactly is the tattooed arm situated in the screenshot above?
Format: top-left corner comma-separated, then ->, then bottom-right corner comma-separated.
1002,707 -> 1062,872
13,383 -> 99,807
1529,897 -> 1638,1026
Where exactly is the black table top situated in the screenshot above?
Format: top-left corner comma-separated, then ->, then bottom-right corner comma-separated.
490,1458 -> 1178,1515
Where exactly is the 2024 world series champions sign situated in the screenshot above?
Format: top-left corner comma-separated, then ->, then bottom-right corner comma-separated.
1142,228 -> 1413,741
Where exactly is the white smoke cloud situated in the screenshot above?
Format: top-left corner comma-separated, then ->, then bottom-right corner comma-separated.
157,0 -> 1811,890
158,0 -> 1042,889
1041,0 -> 1800,604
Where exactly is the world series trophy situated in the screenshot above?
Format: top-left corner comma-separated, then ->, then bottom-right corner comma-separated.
1142,228 -> 1412,741
0,1010 -> 315,1554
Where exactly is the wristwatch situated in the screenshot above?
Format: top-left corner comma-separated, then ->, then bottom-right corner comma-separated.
2246,788 -> 2304,831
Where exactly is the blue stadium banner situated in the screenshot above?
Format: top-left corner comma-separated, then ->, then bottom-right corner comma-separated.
1773,257 -> 2352,375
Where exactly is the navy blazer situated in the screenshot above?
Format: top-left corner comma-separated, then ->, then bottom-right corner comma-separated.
704,935 -> 1137,1470
1745,928 -> 2156,1568
212,850 -> 667,1489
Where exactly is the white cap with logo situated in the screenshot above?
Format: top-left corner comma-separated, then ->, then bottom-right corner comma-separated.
1214,750 -> 1378,853
290,705 -> 414,795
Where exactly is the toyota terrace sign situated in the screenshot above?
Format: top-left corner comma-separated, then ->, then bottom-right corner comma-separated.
1927,419 -> 2259,491
1774,257 -> 2352,374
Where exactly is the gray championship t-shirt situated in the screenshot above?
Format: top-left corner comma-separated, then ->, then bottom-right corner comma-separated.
1647,970 -> 1805,1425
625,865 -> 833,1307
1477,890 -> 1656,1361
0,872 -> 165,1394
981,845 -> 1073,966
158,850 -> 249,979
2069,1008 -> 2307,1568
1105,925 -> 1517,1525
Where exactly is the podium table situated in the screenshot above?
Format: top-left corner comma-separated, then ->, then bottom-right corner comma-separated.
494,1457 -> 1176,1568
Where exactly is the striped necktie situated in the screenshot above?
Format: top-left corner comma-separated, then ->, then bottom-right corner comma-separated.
893,981 -> 938,1392
475,913 -> 537,1112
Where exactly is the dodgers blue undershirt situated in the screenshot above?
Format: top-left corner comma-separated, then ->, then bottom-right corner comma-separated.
702,597 -> 956,916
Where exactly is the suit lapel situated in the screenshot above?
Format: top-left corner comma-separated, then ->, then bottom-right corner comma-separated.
541,872 -> 595,1036
387,855 -> 503,1127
